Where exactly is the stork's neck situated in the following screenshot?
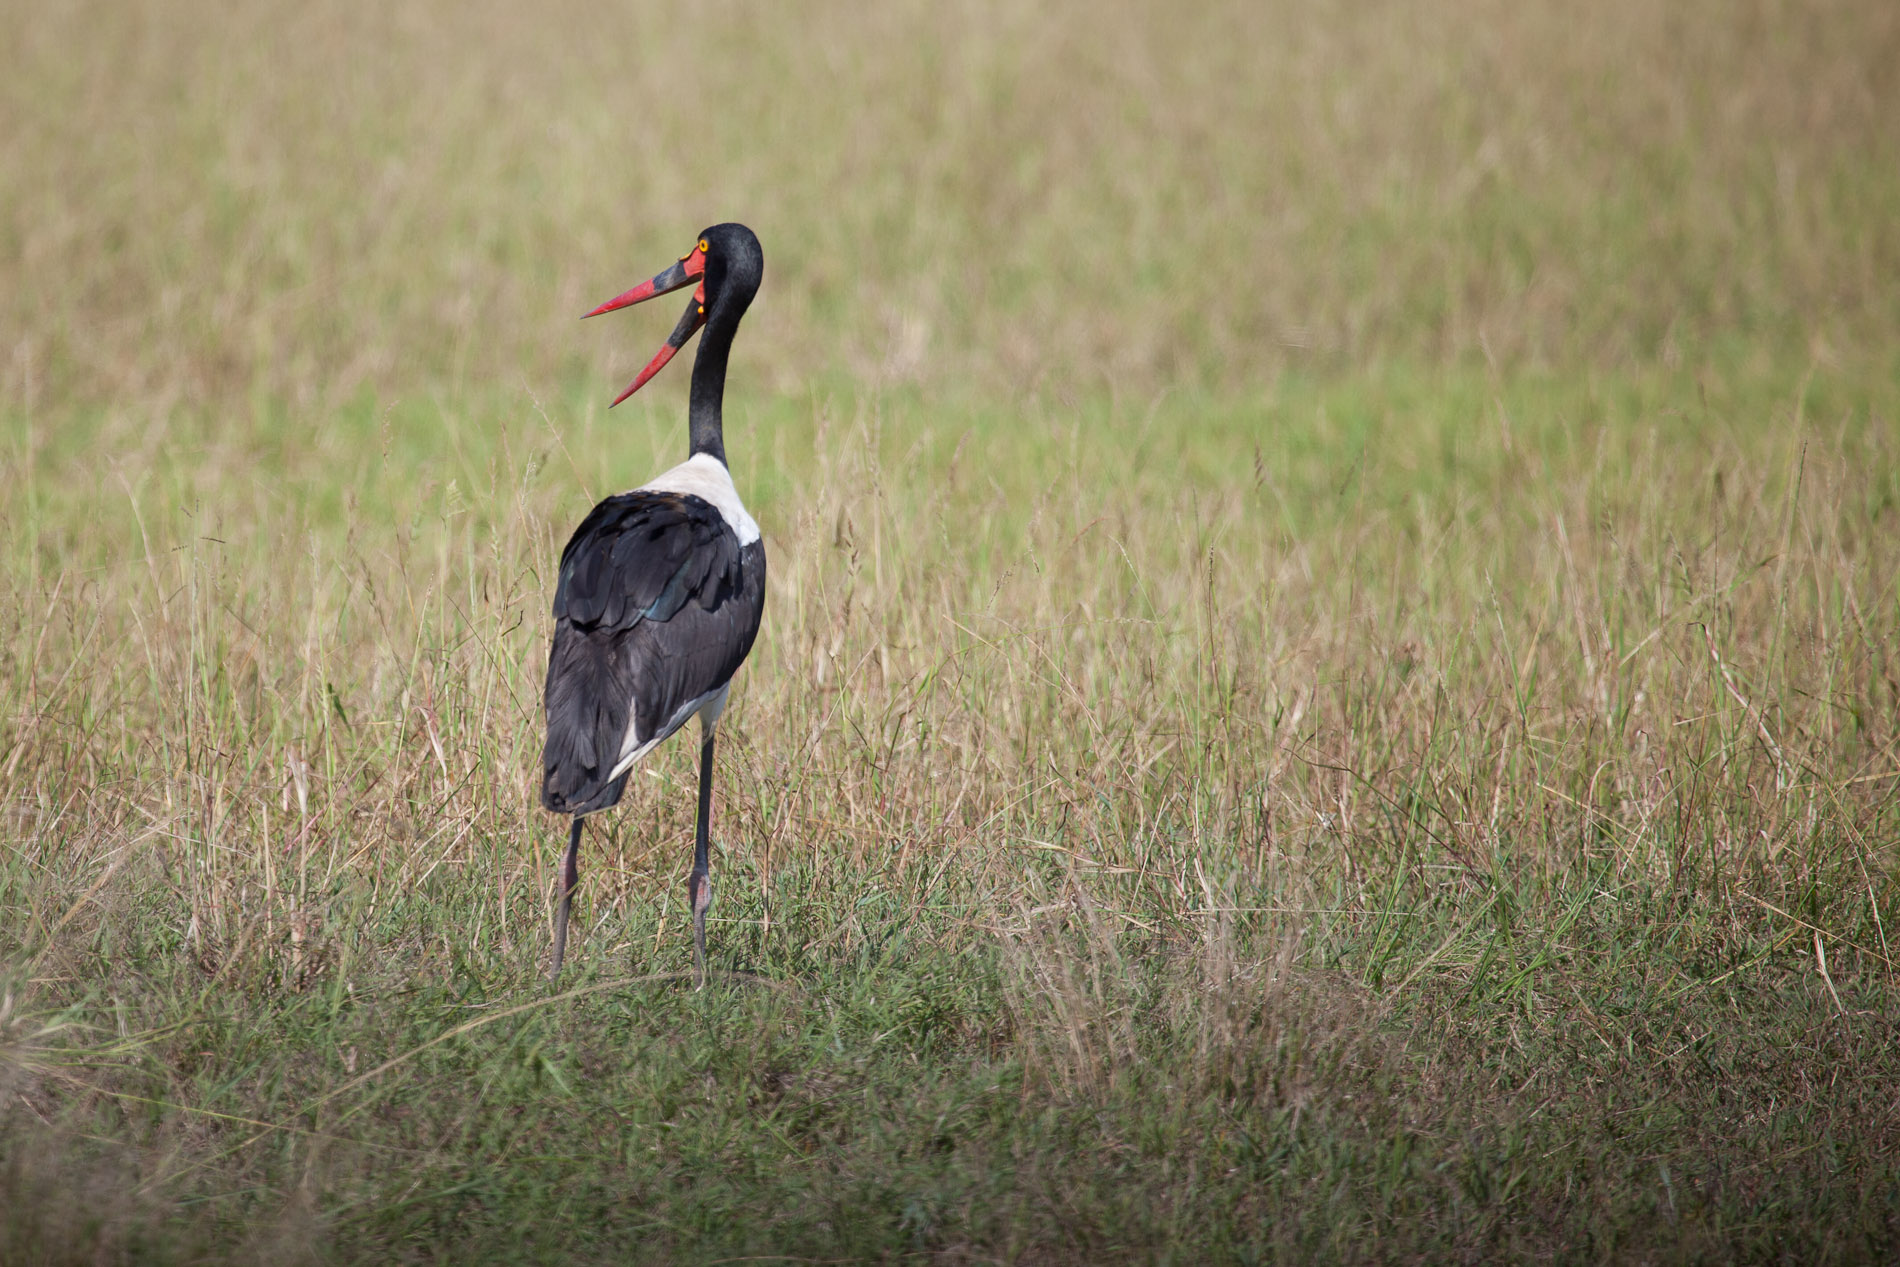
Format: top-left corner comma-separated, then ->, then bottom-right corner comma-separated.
687,318 -> 733,465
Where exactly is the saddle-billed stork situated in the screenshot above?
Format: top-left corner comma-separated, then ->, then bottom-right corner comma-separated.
541,222 -> 766,984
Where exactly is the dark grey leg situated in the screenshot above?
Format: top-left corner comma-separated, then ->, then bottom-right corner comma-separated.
551,815 -> 583,982
688,729 -> 716,988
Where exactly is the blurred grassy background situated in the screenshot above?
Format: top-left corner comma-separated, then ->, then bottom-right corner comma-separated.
4,0 -> 1900,1261
7,0 -> 1897,420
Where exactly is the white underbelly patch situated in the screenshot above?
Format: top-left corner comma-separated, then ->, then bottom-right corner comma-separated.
609,680 -> 731,782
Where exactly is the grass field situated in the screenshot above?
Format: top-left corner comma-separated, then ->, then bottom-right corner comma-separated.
5,0 -> 1900,1261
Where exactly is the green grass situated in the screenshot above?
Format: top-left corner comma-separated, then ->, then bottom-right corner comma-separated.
6,0 -> 1900,1261
7,367 -> 1899,1262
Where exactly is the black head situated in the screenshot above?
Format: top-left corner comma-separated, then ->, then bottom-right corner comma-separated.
696,222 -> 763,324
583,222 -> 766,407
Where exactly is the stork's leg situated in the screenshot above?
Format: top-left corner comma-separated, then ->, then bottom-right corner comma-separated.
551,815 -> 583,983
688,727 -> 716,988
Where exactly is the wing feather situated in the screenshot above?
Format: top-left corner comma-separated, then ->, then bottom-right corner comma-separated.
541,490 -> 764,815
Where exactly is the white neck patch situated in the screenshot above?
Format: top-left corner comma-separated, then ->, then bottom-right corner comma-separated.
636,452 -> 761,547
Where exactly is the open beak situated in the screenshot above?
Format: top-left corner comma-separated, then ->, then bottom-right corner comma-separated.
583,243 -> 708,407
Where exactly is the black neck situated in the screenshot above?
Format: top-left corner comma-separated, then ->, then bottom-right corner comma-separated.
680,223 -> 763,466
687,310 -> 739,465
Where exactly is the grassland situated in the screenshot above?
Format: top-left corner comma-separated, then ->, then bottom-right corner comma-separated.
4,0 -> 1900,1261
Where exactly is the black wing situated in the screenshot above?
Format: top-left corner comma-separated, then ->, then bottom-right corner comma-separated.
541,490 -> 765,815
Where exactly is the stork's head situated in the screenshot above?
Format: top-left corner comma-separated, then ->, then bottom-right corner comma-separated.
584,223 -> 764,407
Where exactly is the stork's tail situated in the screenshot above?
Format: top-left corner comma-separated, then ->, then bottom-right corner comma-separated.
541,622 -> 635,816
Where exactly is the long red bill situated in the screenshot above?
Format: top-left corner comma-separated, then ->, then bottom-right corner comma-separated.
608,281 -> 708,407
587,245 -> 711,406
584,248 -> 706,318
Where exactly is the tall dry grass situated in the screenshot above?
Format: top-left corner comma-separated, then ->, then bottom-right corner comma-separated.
2,1 -> 1899,1257
0,0 -> 1893,1021
2,370 -> 1894,994
0,0 -> 1895,995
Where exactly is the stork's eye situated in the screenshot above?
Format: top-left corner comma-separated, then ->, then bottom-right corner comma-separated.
698,238 -> 710,254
